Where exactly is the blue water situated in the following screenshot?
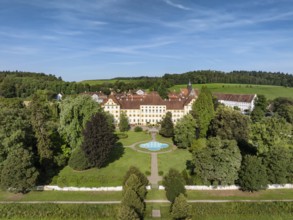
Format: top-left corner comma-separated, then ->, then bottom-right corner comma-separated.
139,141 -> 169,151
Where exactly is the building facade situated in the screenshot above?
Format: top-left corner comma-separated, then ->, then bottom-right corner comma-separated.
85,88 -> 256,125
214,93 -> 257,113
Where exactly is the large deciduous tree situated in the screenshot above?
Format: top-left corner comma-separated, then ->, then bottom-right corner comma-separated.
174,114 -> 196,149
271,97 -> 293,124
59,95 -> 100,150
262,147 -> 292,184
0,148 -> 39,193
81,112 -> 117,168
159,112 -> 174,137
250,116 -> 292,155
0,98 -> 33,164
238,155 -> 268,192
208,106 -> 250,143
191,86 -> 214,138
193,137 -> 242,186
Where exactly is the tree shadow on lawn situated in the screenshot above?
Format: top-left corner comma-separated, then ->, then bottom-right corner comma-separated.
103,142 -> 125,168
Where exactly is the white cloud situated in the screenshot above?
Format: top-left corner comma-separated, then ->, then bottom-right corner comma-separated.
163,0 -> 191,10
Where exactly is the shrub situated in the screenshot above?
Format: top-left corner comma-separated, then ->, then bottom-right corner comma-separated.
158,171 -> 164,176
117,133 -> 128,139
68,147 -> 91,171
134,126 -> 143,132
145,171 -> 151,176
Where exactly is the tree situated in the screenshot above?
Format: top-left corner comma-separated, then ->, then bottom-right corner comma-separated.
171,194 -> 191,220
81,112 -> 117,168
117,205 -> 140,220
123,166 -> 149,188
0,99 -> 33,164
159,112 -> 174,137
68,147 -> 91,171
251,95 -> 268,122
121,188 -> 145,219
238,155 -> 268,192
163,168 -> 186,203
119,112 -> 130,132
263,147 -> 291,184
29,92 -> 59,181
174,114 -> 196,149
193,137 -> 241,186
0,148 -> 39,193
271,97 -> 293,124
208,106 -> 250,143
58,95 -> 100,150
123,174 -> 147,200
191,86 -> 214,138
250,116 -> 292,154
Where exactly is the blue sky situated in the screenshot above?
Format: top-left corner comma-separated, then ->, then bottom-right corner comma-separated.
1,0 -> 293,81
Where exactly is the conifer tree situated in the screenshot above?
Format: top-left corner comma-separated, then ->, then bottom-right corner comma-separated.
119,112 -> 130,132
121,188 -> 145,219
238,155 -> 268,192
191,86 -> 214,138
159,112 -> 174,137
163,168 -> 186,203
117,205 -> 140,220
1,148 -> 39,193
171,194 -> 192,220
81,112 -> 117,168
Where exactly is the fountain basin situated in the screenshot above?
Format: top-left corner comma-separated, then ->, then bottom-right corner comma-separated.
139,141 -> 169,151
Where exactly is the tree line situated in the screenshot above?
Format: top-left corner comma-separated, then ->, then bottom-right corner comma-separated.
1,70 -> 292,99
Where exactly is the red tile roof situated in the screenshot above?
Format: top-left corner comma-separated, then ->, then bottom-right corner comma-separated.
214,93 -> 256,103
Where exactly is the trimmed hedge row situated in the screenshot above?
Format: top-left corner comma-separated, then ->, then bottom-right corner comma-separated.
0,202 -> 292,219
0,204 -> 119,219
189,202 -> 292,216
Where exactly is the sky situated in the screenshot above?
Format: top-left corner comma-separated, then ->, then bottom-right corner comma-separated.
0,0 -> 293,81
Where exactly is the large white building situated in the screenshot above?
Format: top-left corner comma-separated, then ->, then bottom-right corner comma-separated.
85,88 -> 256,125
102,87 -> 197,125
214,93 -> 257,113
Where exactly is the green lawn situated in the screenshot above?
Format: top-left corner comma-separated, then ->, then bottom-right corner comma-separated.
171,83 -> 293,100
54,147 -> 151,187
117,130 -> 152,146
155,134 -> 174,145
157,148 -> 192,175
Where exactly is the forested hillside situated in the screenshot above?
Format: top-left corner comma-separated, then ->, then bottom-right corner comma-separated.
1,70 -> 293,99
163,70 -> 293,87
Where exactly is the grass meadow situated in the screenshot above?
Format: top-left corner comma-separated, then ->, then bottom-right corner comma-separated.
171,83 -> 293,100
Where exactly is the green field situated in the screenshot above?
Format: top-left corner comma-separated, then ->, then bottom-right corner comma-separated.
171,83 -> 293,100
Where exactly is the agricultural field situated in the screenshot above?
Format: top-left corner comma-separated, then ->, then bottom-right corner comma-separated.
171,83 -> 293,100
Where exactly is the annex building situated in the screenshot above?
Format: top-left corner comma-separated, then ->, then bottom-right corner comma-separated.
85,85 -> 256,125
